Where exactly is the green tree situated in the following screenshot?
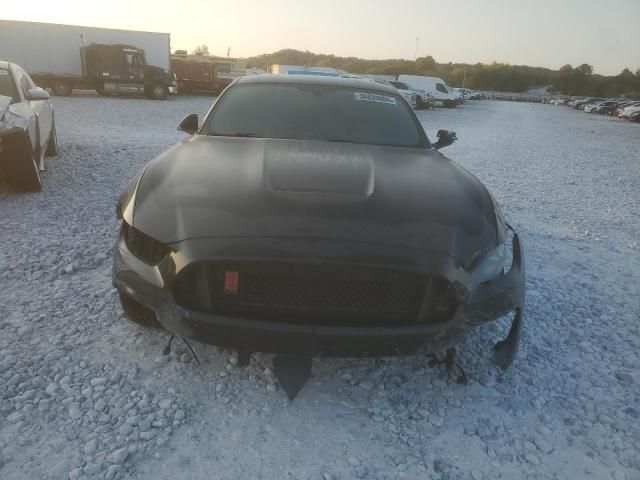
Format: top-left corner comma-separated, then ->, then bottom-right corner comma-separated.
191,44 -> 209,56
247,49 -> 637,96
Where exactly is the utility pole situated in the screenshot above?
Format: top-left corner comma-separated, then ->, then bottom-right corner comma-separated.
414,35 -> 419,61
463,69 -> 466,89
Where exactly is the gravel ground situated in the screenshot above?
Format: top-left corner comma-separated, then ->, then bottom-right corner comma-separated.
1,95 -> 639,480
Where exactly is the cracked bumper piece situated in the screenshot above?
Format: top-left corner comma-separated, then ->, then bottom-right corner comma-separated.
113,232 -> 525,359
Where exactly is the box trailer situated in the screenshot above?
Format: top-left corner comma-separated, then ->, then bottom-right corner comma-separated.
171,53 -> 231,94
0,19 -> 176,99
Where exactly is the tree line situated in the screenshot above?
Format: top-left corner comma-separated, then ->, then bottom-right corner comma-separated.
246,49 -> 640,97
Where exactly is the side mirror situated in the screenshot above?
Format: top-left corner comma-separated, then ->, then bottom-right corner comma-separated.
28,88 -> 50,100
434,129 -> 457,149
178,113 -> 199,135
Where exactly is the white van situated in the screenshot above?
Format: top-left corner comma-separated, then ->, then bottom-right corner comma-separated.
397,75 -> 458,107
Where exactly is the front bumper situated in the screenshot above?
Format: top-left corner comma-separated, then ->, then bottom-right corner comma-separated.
113,233 -> 525,358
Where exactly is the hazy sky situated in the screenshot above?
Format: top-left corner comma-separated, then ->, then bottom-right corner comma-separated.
3,0 -> 639,75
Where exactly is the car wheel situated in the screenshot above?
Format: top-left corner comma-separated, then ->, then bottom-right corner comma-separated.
118,292 -> 162,329
52,80 -> 72,96
3,135 -> 42,192
45,119 -> 58,157
148,84 -> 168,100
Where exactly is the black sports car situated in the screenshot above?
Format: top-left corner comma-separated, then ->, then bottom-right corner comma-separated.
113,75 -> 524,395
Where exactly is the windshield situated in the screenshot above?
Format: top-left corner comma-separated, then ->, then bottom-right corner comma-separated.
202,83 -> 428,148
0,68 -> 19,102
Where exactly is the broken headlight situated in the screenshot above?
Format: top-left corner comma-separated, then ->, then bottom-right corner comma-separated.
468,243 -> 506,284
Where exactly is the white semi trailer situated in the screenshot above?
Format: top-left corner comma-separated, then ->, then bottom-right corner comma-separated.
0,19 -> 176,99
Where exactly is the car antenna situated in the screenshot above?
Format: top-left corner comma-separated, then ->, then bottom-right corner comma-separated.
162,334 -> 200,365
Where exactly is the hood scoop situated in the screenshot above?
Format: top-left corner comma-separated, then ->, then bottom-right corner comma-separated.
265,141 -> 374,197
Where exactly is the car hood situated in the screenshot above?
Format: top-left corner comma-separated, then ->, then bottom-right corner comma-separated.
131,136 -> 498,259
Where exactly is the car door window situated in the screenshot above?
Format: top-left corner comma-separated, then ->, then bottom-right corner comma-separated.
0,68 -> 20,102
436,83 -> 448,93
14,69 -> 32,101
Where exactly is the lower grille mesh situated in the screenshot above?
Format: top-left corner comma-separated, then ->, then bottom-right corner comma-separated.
213,263 -> 421,313
175,262 -> 457,326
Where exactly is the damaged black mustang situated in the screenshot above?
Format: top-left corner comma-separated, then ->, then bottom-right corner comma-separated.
113,75 -> 525,398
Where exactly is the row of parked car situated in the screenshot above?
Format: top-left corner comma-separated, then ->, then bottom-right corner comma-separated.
305,69 -> 475,110
547,97 -> 640,121
370,80 -> 489,110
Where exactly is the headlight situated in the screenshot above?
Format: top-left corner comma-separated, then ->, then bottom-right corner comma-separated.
122,222 -> 172,265
467,243 -> 506,284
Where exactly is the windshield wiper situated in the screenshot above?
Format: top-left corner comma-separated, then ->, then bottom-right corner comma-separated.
207,132 -> 264,138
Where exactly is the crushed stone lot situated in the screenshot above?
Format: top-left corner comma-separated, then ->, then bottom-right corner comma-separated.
1,95 -> 639,480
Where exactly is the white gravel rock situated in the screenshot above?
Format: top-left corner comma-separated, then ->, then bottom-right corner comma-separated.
106,447 -> 129,465
534,438 -> 554,454
45,383 -> 59,396
0,97 -> 637,480
7,411 -> 24,423
68,405 -> 82,420
83,438 -> 98,455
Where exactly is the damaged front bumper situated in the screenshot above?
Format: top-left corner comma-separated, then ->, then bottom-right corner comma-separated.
113,232 -> 525,368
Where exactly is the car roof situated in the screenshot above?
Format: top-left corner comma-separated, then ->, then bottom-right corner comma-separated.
235,74 -> 399,95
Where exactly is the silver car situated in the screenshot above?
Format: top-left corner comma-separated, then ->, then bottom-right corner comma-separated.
0,60 -> 58,191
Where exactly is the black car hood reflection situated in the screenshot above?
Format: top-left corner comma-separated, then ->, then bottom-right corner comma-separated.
132,135 -> 497,259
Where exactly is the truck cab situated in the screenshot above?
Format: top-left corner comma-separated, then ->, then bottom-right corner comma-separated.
83,43 -> 176,99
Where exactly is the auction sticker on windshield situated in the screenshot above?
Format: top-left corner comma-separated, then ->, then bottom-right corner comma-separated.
354,92 -> 397,105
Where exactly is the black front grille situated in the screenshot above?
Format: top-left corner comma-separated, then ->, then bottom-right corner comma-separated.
174,262 -> 457,326
122,223 -> 170,265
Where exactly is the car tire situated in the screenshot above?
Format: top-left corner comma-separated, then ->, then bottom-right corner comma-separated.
45,119 -> 58,157
52,80 -> 72,96
4,135 -> 42,192
118,292 -> 162,329
148,84 -> 168,100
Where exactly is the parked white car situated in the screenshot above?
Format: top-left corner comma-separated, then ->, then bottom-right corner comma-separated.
397,75 -> 458,107
583,102 -> 601,113
584,100 -> 618,114
370,79 -> 417,108
0,60 -> 57,191
389,81 -> 431,109
619,104 -> 640,119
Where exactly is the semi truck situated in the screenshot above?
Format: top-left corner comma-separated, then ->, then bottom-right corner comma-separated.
0,20 -> 177,99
